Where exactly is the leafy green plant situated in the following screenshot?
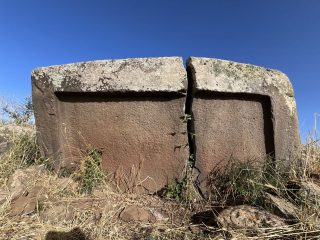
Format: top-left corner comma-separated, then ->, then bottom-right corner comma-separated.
163,180 -> 184,201
73,147 -> 105,194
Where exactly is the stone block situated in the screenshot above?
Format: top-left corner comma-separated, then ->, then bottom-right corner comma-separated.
187,57 -> 300,195
32,57 -> 188,193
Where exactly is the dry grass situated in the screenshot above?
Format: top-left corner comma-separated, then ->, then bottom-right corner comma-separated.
0,123 -> 204,239
2,130 -> 320,240
217,137 -> 320,239
1,99 -> 320,239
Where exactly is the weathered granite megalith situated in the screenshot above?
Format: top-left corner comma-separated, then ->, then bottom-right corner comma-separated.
32,57 -> 188,193
187,57 -> 300,195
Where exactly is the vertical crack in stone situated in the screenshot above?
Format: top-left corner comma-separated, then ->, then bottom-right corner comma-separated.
185,58 -> 204,198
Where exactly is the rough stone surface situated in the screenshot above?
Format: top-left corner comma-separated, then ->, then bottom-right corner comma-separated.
9,185 -> 46,217
299,181 -> 320,207
32,57 -> 188,193
187,57 -> 300,195
264,193 -> 299,222
40,204 -> 75,222
217,205 -> 286,230
7,165 -> 46,201
32,57 -> 187,92
119,205 -> 156,223
40,199 -> 102,223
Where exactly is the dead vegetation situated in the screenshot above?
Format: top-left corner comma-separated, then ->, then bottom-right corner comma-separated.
1,99 -> 320,239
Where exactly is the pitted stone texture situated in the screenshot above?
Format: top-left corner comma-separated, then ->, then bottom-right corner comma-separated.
189,57 -> 296,115
32,57 -> 188,194
32,57 -> 186,93
188,57 -> 300,196
57,94 -> 187,193
217,205 -> 287,231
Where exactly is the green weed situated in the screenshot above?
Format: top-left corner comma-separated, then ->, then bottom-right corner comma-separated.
73,147 -> 106,194
163,180 -> 184,201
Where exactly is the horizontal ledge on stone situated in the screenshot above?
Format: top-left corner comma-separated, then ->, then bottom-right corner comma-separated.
32,57 -> 187,93
54,91 -> 187,101
187,57 -> 294,96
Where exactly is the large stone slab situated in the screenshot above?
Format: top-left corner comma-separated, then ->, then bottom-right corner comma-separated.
32,57 -> 188,193
187,57 -> 300,195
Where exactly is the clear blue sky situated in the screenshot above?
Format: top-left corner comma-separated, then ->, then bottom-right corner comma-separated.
0,0 -> 319,140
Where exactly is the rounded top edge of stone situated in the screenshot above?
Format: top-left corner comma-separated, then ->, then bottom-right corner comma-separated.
32,57 -> 184,73
187,57 -> 294,97
187,56 -> 287,76
31,57 -> 187,93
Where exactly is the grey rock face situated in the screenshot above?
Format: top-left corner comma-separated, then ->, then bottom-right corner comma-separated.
264,193 -> 299,222
119,205 -> 156,223
32,57 -> 187,93
299,181 -> 320,207
216,205 -> 287,231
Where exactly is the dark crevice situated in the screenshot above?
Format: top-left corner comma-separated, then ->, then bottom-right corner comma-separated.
185,58 -> 276,200
55,91 -> 185,103
185,61 -> 205,198
185,65 -> 196,167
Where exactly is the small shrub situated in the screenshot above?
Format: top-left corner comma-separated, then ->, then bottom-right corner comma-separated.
163,180 -> 184,201
162,174 -> 202,203
73,147 -> 105,194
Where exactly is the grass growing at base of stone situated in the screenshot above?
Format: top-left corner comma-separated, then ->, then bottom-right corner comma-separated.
163,180 -> 184,201
73,147 -> 106,194
2,98 -> 320,239
207,156 -> 291,207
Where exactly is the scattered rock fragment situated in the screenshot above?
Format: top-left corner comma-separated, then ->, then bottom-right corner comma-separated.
40,204 -> 75,222
40,198 -> 109,223
55,177 -> 78,192
299,181 -> 320,207
189,224 -> 203,234
7,165 -> 46,200
149,208 -> 169,222
9,185 -> 46,216
10,195 -> 37,216
119,205 -> 156,223
264,193 -> 299,222
217,205 -> 287,231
